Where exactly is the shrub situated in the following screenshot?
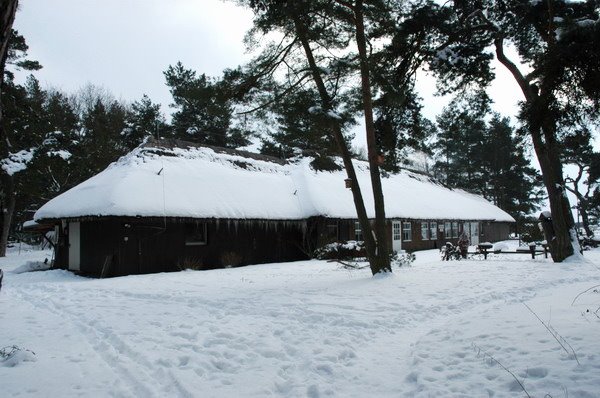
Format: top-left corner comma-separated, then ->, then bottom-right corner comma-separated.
176,256 -> 205,271
391,251 -> 416,267
313,240 -> 366,260
220,251 -> 243,268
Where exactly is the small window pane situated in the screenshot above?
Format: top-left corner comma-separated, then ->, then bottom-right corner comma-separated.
402,222 -> 412,241
444,222 -> 451,238
421,222 -> 429,240
326,224 -> 338,243
185,223 -> 207,245
452,221 -> 458,238
354,222 -> 363,241
430,222 -> 438,240
393,222 -> 401,240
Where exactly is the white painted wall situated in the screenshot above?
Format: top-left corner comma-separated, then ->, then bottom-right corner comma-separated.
68,222 -> 81,271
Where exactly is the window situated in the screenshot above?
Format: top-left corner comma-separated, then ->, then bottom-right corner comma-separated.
444,222 -> 451,238
326,224 -> 338,243
393,222 -> 401,241
402,222 -> 412,241
354,222 -> 363,241
421,222 -> 429,240
185,222 -> 207,245
452,221 -> 459,238
430,222 -> 438,240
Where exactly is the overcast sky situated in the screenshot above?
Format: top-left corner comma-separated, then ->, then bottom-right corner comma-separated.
13,0 -> 253,112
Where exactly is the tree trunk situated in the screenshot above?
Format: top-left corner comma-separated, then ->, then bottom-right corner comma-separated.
579,203 -> 593,238
292,16 -> 384,273
567,184 -> 594,238
0,0 -> 18,257
0,174 -> 15,257
493,36 -> 575,262
529,110 -> 576,261
353,0 -> 391,273
0,1 -> 18,72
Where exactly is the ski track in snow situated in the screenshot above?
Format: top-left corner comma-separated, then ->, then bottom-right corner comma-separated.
1,244 -> 600,397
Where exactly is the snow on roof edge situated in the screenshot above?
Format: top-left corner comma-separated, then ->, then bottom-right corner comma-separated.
34,139 -> 516,223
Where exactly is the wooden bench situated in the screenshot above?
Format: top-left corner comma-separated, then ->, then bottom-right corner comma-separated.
473,243 -> 549,260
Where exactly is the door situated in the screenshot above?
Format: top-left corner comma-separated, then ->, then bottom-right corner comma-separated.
470,222 -> 480,245
392,220 -> 402,253
68,221 -> 81,271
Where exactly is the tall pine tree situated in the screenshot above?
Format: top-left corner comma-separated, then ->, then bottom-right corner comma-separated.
164,62 -> 249,148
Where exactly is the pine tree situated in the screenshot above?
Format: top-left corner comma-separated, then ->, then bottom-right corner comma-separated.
426,0 -> 600,261
0,29 -> 42,256
121,94 -> 167,150
483,115 -> 543,221
374,93 -> 435,173
164,62 -> 249,148
241,0 -> 400,274
433,98 -> 542,222
76,98 -> 128,179
433,92 -> 488,190
259,86 -> 353,170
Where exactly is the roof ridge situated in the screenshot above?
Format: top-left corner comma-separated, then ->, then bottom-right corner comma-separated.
142,137 -> 288,166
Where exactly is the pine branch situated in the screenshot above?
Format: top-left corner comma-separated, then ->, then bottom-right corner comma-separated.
236,73 -> 311,115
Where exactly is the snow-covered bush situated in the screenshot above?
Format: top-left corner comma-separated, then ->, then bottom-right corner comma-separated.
391,251 -> 415,267
313,241 -> 365,260
12,260 -> 51,274
0,346 -> 36,367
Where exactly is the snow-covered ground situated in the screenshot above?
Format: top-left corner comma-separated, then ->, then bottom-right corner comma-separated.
1,242 -> 600,397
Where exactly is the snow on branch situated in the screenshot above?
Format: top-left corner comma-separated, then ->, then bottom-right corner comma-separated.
1,148 -> 36,176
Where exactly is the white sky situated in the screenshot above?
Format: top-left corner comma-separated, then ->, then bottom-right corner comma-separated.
13,0 -> 253,111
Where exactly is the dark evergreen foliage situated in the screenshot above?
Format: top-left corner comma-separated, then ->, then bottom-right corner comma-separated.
122,94 -> 168,150
422,0 -> 600,261
164,62 -> 250,148
433,94 -> 543,222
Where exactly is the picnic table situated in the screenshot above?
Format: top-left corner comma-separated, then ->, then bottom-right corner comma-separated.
474,243 -> 549,260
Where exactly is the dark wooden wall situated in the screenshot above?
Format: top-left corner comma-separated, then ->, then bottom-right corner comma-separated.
58,218 -> 308,277
481,222 -> 511,243
54,217 -> 513,277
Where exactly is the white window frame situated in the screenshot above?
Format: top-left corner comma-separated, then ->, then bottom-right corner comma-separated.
452,221 -> 459,238
402,222 -> 412,242
393,222 -> 401,241
421,222 -> 429,241
354,221 -> 363,241
430,222 -> 438,240
444,221 -> 451,238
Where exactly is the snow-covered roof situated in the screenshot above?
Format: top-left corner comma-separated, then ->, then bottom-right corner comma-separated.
34,139 -> 515,223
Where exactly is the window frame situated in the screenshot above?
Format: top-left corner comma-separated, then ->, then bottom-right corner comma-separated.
402,221 -> 412,242
452,221 -> 459,238
325,223 -> 339,243
430,221 -> 438,240
185,222 -> 208,246
444,221 -> 451,238
421,222 -> 429,241
393,221 -> 402,241
354,221 -> 363,242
